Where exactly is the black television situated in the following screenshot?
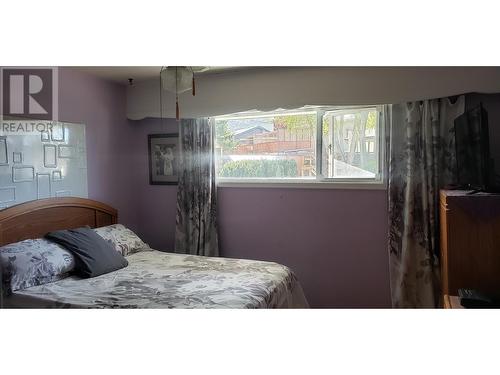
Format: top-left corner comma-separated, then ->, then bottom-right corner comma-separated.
454,104 -> 491,191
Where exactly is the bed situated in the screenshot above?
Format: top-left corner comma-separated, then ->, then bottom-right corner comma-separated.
0,198 -> 308,308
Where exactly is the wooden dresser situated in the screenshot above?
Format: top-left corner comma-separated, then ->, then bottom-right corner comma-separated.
440,190 -> 500,302
443,295 -> 463,309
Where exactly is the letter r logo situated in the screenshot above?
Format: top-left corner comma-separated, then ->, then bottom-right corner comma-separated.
1,68 -> 53,120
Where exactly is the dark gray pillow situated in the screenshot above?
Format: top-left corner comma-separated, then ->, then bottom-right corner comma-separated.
45,227 -> 128,278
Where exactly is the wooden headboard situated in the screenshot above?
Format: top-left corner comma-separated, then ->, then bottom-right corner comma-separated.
0,197 -> 118,246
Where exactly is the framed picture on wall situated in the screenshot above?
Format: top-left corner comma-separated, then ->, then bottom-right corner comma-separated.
148,134 -> 179,185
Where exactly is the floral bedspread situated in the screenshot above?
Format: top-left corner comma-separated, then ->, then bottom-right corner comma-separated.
7,250 -> 308,308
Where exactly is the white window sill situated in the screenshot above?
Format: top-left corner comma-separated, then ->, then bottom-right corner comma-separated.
216,179 -> 387,190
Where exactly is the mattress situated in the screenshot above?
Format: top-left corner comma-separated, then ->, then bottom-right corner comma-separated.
4,249 -> 308,308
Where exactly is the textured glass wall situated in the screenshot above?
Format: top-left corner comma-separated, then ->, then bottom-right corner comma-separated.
0,121 -> 87,208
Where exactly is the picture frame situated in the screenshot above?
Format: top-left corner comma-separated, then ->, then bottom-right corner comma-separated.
148,133 -> 179,185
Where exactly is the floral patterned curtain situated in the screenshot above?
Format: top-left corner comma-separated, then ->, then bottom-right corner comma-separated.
388,96 -> 464,307
175,118 -> 219,257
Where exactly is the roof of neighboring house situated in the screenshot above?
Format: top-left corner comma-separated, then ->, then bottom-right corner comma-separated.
227,118 -> 274,132
232,125 -> 270,140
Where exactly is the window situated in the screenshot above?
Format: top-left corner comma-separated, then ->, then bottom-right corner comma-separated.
214,106 -> 384,185
321,107 -> 381,180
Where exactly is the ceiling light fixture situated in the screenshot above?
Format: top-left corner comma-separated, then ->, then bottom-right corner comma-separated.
160,66 -> 196,121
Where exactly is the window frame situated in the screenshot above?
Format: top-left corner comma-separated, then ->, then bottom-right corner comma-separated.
214,106 -> 386,189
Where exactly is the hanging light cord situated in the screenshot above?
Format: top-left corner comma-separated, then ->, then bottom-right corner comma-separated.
190,67 -> 196,96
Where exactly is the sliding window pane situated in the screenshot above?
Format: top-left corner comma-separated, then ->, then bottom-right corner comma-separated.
322,108 -> 379,179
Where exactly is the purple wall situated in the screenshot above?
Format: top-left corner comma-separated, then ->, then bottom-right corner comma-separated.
127,118 -> 178,251
57,69 -> 392,307
218,187 -> 391,308
53,72 -> 500,308
58,68 -> 138,231
128,117 -> 392,308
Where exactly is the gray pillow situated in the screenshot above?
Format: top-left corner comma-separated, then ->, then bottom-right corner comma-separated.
46,227 -> 128,278
0,238 -> 75,294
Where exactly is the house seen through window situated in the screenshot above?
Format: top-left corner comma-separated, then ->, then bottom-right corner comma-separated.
214,106 -> 383,183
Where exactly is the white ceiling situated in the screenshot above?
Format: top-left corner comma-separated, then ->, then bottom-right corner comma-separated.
72,66 -> 251,85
